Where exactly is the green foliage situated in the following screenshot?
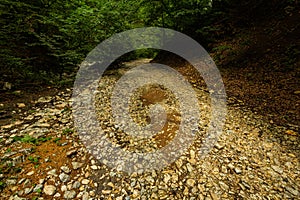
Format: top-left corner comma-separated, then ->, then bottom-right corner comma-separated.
0,0 -> 134,84
0,181 -> 5,190
28,156 -> 39,163
5,148 -> 11,153
12,135 -> 51,145
62,128 -> 74,135
3,0 -> 292,85
53,137 -> 61,144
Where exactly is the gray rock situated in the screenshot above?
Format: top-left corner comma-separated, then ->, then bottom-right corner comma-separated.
215,143 -> 225,150
59,173 -> 70,183
271,165 -> 283,174
47,169 -> 57,176
72,181 -> 81,189
234,167 -> 242,174
72,162 -> 83,170
24,187 -> 33,194
43,185 -> 56,195
82,192 -> 89,200
64,190 -> 76,199
37,96 -> 52,103
33,184 -> 43,192
61,166 -> 71,174
23,179 -> 31,187
10,195 -> 26,200
285,186 -> 299,196
81,179 -> 89,185
6,179 -> 17,186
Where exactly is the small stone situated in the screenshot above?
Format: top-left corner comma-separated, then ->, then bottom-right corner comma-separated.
6,179 -> 17,186
54,193 -> 61,198
116,196 -> 123,200
17,103 -> 26,108
146,176 -> 155,183
38,179 -> 44,185
175,159 -> 183,169
228,163 -> 234,169
33,184 -> 43,192
43,185 -> 56,195
2,124 -> 14,129
11,186 -> 18,192
107,182 -> 114,188
81,179 -> 90,185
18,178 -> 25,184
66,149 -> 77,157
18,190 -> 24,196
55,103 -> 67,109
37,96 -> 52,103
82,192 -> 89,200
72,162 -> 83,170
241,181 -> 251,190
234,167 -> 242,174
61,185 -> 67,192
102,190 -> 111,194
26,171 -> 34,176
79,185 -> 85,191
210,191 -> 219,200
285,186 -> 299,196
215,143 -> 225,150
61,166 -> 71,174
221,165 -> 228,173
47,169 -> 57,176
35,122 -> 51,128
3,82 -> 12,90
23,179 -> 31,187
186,179 -> 195,187
271,165 -> 283,174
219,181 -> 229,191
59,173 -> 70,183
91,165 -> 98,170
294,90 -> 300,95
72,181 -> 81,189
190,149 -> 195,159
24,187 -> 33,194
10,195 -> 26,200
64,190 -> 76,199
286,130 -> 297,136
164,174 -> 171,183
131,180 -> 136,187
183,187 -> 189,196
89,190 -> 95,197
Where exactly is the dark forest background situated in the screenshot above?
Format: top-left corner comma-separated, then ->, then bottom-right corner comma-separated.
1,0 -> 299,126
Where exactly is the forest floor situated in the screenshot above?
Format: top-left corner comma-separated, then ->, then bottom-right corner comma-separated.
0,7 -> 299,200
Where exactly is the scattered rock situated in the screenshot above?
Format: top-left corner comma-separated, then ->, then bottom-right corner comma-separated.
72,162 -> 83,170
33,184 -> 43,192
285,186 -> 299,196
234,167 -> 242,174
81,179 -> 90,185
61,166 -> 71,174
59,173 -> 70,183
37,96 -> 52,103
43,185 -> 56,195
64,190 -> 76,199
271,165 -> 283,174
17,103 -> 26,108
186,179 -> 195,187
66,149 -> 77,157
26,171 -> 34,176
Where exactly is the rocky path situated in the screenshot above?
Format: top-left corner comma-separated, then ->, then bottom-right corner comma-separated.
0,59 -> 299,199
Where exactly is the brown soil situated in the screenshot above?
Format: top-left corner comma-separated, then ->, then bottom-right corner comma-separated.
152,8 -> 300,131
0,85 -> 60,127
139,86 -> 181,147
